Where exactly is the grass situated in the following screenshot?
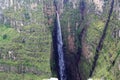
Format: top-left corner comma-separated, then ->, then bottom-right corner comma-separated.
0,24 -> 51,79
0,72 -> 49,80
86,13 -> 120,79
0,1 -> 52,79
0,24 -> 19,43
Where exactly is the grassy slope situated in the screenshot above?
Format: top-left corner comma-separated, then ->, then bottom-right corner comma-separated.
86,13 -> 120,79
0,1 -> 51,80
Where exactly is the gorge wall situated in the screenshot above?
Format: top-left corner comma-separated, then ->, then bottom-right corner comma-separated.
0,0 -> 120,80
51,0 -> 120,80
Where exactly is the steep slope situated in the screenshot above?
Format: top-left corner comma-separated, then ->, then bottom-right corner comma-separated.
0,0 -> 120,80
0,0 -> 52,80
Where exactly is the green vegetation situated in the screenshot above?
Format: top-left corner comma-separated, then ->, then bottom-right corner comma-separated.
0,72 -> 48,80
58,1 -> 120,79
0,23 -> 51,80
0,1 -> 51,80
0,24 -> 19,44
0,0 -> 120,80
86,11 -> 120,80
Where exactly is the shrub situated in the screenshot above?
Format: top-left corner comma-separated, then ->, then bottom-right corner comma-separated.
3,34 -> 7,39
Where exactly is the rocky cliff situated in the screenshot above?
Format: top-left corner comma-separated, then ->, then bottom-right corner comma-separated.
0,0 -> 120,80
51,0 -> 120,80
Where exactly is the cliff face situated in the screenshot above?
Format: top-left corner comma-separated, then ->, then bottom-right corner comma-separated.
51,0 -> 120,80
0,0 -> 120,80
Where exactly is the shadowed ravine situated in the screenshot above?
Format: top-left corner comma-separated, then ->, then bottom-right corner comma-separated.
52,0 -> 86,80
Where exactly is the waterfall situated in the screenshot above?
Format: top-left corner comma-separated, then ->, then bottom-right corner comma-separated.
56,11 -> 67,80
53,0 -> 67,79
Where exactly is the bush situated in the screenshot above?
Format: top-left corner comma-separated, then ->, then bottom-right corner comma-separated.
24,13 -> 30,20
3,34 -> 7,39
